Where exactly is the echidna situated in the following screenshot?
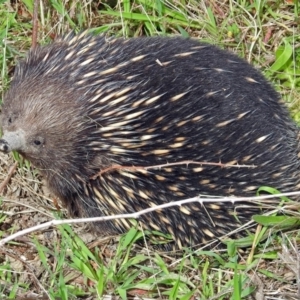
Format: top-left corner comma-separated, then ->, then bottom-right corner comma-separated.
1,33 -> 299,250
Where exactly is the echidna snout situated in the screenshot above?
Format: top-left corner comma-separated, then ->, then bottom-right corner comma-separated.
0,130 -> 26,153
1,33 -> 300,250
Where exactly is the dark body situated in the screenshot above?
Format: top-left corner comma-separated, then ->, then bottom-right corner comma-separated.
1,33 -> 299,249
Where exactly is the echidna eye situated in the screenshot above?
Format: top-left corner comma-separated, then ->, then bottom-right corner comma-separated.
32,136 -> 45,147
34,140 -> 41,146
8,117 -> 12,124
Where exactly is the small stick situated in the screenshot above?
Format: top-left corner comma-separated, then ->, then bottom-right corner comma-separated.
91,160 -> 256,180
0,161 -> 18,194
31,0 -> 39,48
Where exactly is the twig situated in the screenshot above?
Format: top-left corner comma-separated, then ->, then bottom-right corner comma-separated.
1,191 -> 300,247
0,162 -> 18,194
92,160 -> 256,180
31,0 -> 39,48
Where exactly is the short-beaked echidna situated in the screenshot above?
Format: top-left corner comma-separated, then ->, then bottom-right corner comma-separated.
1,33 -> 299,249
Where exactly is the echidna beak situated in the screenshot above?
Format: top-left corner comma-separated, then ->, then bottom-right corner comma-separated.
0,130 -> 25,153
0,139 -> 10,153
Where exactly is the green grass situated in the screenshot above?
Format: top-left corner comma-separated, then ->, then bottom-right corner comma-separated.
0,0 -> 300,299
